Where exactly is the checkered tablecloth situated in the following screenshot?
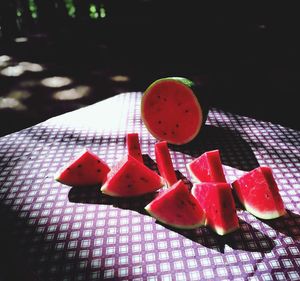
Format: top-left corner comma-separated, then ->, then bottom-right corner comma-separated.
0,92 -> 299,281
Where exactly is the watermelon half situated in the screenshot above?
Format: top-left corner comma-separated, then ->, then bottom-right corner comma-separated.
126,133 -> 143,163
155,141 -> 177,186
232,166 -> 286,219
192,182 -> 239,235
55,148 -> 110,187
141,77 -> 208,145
187,149 -> 226,183
101,155 -> 164,197
145,180 -> 205,229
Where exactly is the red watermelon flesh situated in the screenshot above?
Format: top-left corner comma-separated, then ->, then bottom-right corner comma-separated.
126,133 -> 143,163
155,141 -> 177,186
55,148 -> 110,187
101,155 -> 164,197
192,182 -> 239,235
145,180 -> 205,229
232,166 -> 286,219
141,77 -> 206,145
187,149 -> 226,183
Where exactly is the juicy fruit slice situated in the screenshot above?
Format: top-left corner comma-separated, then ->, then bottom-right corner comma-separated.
192,182 -> 239,235
155,141 -> 177,186
55,148 -> 110,187
187,149 -> 226,183
141,77 -> 208,145
126,133 -> 143,163
145,180 -> 205,229
232,166 -> 286,219
101,155 -> 164,197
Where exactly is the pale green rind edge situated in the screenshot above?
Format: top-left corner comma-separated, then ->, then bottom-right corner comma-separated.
54,171 -> 61,182
244,202 -> 286,220
145,203 -> 205,230
213,224 -> 240,236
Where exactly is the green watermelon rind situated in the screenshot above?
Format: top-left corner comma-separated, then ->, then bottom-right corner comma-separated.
243,202 -> 286,220
141,77 -> 207,145
145,204 -> 205,230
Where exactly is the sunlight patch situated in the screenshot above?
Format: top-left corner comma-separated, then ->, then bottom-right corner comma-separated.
41,76 -> 73,88
53,86 -> 90,100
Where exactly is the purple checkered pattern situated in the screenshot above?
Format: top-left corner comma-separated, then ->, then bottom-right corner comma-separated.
0,92 -> 299,281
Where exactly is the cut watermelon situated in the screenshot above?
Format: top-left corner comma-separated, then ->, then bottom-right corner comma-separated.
232,166 -> 286,219
145,180 -> 205,229
187,149 -> 226,183
155,141 -> 177,186
141,77 -> 208,145
192,182 -> 239,235
55,148 -> 110,187
101,155 -> 164,197
126,133 -> 143,163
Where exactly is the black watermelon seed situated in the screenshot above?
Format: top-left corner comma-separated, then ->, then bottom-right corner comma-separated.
77,164 -> 82,168
140,177 -> 148,183
97,169 -> 101,173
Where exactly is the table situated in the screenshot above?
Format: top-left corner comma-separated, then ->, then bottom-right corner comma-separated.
0,92 -> 299,281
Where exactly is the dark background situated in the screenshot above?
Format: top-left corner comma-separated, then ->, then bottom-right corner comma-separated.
0,0 -> 299,138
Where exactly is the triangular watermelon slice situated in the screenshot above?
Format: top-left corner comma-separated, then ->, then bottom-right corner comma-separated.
126,133 -> 143,163
145,180 -> 205,229
155,141 -> 177,186
232,166 -> 286,219
192,182 -> 239,235
101,155 -> 164,197
55,148 -> 110,187
187,149 -> 226,183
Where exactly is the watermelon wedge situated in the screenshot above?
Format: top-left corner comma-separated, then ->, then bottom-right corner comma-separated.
192,182 -> 239,235
141,77 -> 208,145
55,148 -> 110,187
187,149 -> 226,183
155,141 -> 177,186
232,166 -> 286,219
126,133 -> 143,163
145,180 -> 205,229
101,155 -> 164,197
